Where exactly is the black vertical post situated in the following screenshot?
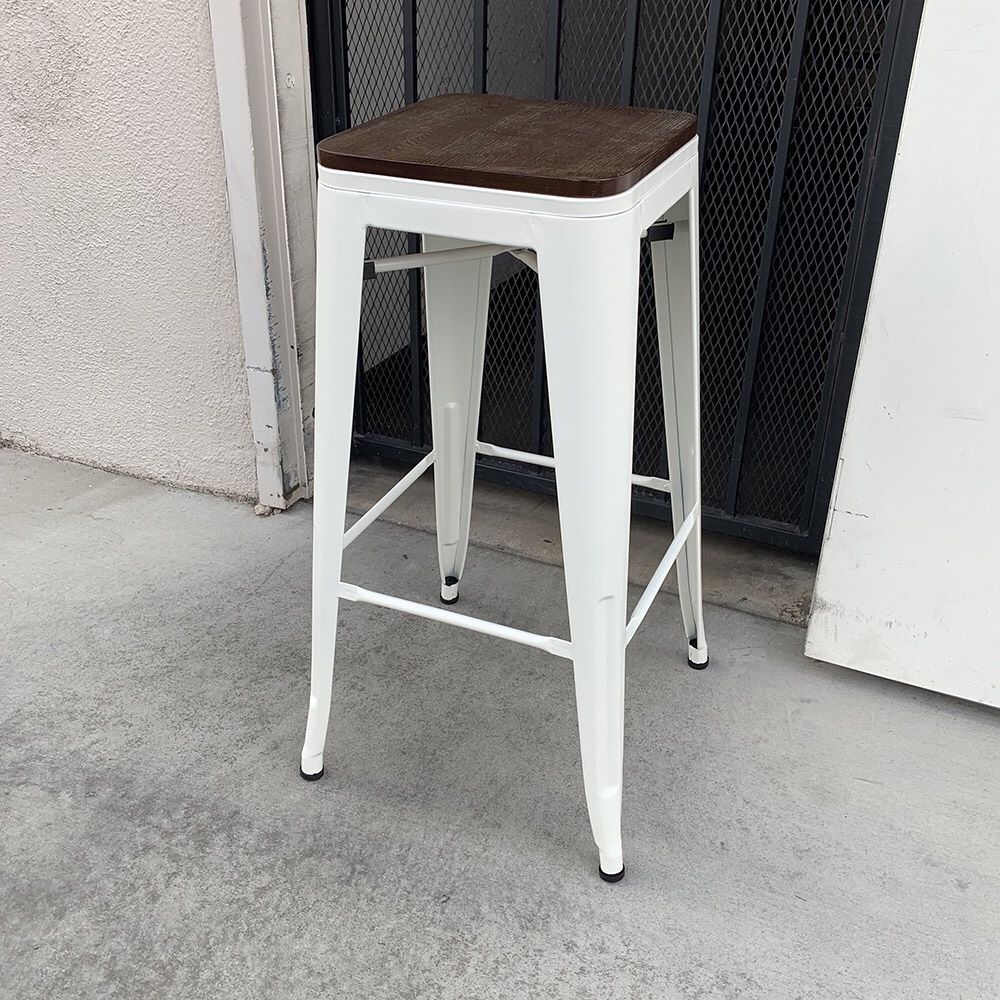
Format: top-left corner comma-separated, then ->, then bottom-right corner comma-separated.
545,0 -> 563,99
532,0 -> 563,455
620,0 -> 641,106
402,0 -> 417,104
304,1 -> 335,139
330,0 -> 350,132
473,0 -> 488,93
722,0 -> 811,515
402,0 -> 423,446
696,0 -> 723,169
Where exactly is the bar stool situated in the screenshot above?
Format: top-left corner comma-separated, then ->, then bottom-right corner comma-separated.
300,94 -> 709,882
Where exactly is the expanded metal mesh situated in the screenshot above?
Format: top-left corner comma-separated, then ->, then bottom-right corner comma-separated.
417,0 -> 474,96
325,0 -> 901,549
632,0 -> 710,493
698,0 -> 799,509
487,0 -> 547,98
735,0 -> 891,525
558,0 -> 627,104
480,257 -> 539,452
634,0 -> 709,112
344,1 -> 412,441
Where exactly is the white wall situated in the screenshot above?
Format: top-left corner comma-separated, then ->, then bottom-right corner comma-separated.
806,0 -> 1000,706
0,0 -> 257,498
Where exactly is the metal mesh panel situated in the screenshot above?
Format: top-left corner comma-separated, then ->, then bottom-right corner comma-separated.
736,0 -> 891,524
633,244 -> 668,482
487,0 -> 547,97
698,0 -> 799,509
631,0 -> 709,490
317,0 -> 909,550
344,0 -> 403,124
634,0 -> 710,111
417,0 -> 474,97
479,257 -> 539,451
344,1 -> 413,441
358,233 -> 413,441
557,0 -> 626,104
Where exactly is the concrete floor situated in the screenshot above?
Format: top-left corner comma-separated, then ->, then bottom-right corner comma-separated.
347,457 -> 818,627
3,449 -> 999,999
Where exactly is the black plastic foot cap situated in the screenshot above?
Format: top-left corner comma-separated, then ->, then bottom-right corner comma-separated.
688,640 -> 709,670
299,766 -> 324,781
440,575 -> 460,605
599,864 -> 625,883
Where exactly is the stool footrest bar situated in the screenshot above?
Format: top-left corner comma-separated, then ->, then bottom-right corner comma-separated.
625,505 -> 699,644
475,441 -> 670,493
337,582 -> 574,659
476,441 -> 555,470
342,451 -> 435,550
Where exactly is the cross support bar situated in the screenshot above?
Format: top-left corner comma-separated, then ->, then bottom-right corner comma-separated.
362,228 -> 679,280
625,505 -> 699,644
342,450 -> 435,549
475,441 -> 670,494
338,581 -> 574,659
364,243 -> 523,279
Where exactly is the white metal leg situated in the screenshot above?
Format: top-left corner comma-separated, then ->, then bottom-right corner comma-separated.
300,189 -> 366,779
652,185 -> 709,668
423,235 -> 492,604
538,211 -> 641,880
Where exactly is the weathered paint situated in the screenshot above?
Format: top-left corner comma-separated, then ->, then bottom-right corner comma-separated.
806,0 -> 1000,707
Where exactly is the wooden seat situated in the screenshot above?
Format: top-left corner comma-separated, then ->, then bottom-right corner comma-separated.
316,93 -> 697,199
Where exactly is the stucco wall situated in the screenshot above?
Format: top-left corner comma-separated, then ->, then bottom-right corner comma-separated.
0,0 -> 257,498
805,0 -> 1000,706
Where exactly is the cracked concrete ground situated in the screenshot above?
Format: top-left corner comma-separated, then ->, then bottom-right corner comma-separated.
2,449 -> 999,999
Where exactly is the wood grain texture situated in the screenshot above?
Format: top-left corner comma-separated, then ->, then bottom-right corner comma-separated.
317,94 -> 697,198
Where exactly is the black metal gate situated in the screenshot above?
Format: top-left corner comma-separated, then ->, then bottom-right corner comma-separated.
306,0 -> 922,552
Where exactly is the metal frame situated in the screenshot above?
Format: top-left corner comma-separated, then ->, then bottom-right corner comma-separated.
305,151 -> 707,879
337,443 -> 685,658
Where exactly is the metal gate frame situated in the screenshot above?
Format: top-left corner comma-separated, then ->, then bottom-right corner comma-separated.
305,0 -> 923,552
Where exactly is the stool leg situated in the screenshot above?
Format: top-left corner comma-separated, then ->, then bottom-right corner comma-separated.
300,189 -> 366,779
423,235 -> 492,604
652,188 -> 709,669
538,214 -> 641,881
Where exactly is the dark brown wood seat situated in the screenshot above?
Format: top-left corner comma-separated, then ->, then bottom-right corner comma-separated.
317,94 -> 697,199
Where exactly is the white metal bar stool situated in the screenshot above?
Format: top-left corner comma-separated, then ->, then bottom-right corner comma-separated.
300,94 -> 709,882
